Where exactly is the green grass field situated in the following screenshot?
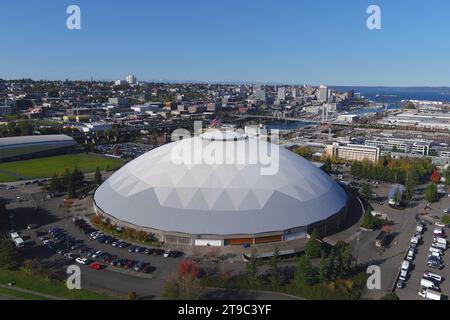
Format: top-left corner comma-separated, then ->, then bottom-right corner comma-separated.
0,268 -> 117,300
0,154 -> 124,182
0,173 -> 17,183
0,287 -> 51,300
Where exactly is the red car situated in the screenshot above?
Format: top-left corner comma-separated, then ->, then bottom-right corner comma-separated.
90,262 -> 102,270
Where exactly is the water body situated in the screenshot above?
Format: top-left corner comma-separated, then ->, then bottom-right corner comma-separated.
331,86 -> 450,103
265,120 -> 311,131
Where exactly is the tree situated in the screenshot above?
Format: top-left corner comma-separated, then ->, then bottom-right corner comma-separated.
360,183 -> 373,201
305,229 -> 322,259
444,169 -> 450,186
67,175 -> 77,199
294,255 -> 318,286
361,212 -> 376,230
335,241 -> 353,277
0,237 -> 19,270
441,215 -> 450,226
127,292 -> 138,300
50,173 -> 62,192
405,172 -> 416,203
431,171 -> 441,184
381,292 -> 399,300
425,183 -> 438,203
324,157 -> 333,174
94,166 -> 102,185
320,249 -> 338,282
268,247 -> 281,289
161,275 -> 181,300
245,249 -> 260,287
392,187 -> 403,207
0,198 -> 8,232
179,260 -> 200,280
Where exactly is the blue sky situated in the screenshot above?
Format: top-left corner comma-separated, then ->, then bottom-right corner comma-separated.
1,0 -> 450,86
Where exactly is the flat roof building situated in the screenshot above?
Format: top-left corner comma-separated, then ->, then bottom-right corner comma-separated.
365,137 -> 432,156
325,142 -> 380,163
0,135 -> 76,162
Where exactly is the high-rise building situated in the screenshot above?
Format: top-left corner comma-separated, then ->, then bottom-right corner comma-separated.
127,75 -> 137,85
318,85 -> 329,102
277,87 -> 286,101
254,89 -> 266,102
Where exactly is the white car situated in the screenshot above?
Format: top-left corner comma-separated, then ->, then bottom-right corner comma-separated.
429,247 -> 443,255
163,250 -> 171,258
75,257 -> 91,265
436,222 -> 446,228
399,269 -> 408,281
429,251 -> 441,258
410,235 -> 421,244
424,272 -> 442,283
91,250 -> 103,258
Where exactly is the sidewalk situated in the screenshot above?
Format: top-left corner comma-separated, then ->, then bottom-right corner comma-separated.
0,284 -> 65,300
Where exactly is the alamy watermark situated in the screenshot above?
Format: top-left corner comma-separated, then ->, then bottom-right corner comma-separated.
66,5 -> 81,30
66,265 -> 81,290
367,5 -> 381,30
366,265 -> 381,290
170,121 -> 280,176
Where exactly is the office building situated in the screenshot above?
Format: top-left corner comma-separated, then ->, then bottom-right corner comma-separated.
326,142 -> 381,163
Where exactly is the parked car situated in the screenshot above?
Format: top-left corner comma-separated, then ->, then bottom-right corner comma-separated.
152,249 -> 164,256
75,257 -> 91,265
128,246 -> 138,253
134,246 -> 145,253
163,250 -> 171,258
134,261 -> 146,272
118,242 -> 130,248
144,248 -> 154,255
64,253 -> 78,261
90,262 -> 102,270
424,272 -> 443,283
124,260 -> 136,269
142,264 -> 152,273
91,250 -> 104,259
396,280 -> 406,289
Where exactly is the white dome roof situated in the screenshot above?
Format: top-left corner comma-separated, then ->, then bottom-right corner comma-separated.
94,136 -> 347,235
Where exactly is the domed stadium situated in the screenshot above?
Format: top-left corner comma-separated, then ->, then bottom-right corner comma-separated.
93,132 -> 348,247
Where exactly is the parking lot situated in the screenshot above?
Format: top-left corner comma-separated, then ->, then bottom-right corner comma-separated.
394,193 -> 450,300
2,181 -> 253,298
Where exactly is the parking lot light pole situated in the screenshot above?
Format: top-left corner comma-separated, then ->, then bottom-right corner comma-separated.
355,230 -> 360,267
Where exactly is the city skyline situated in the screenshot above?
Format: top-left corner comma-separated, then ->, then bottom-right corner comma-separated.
1,0 -> 450,86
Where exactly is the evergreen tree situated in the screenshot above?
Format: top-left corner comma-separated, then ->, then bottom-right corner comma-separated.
361,212 -> 376,230
245,249 -> 260,287
50,173 -> 61,192
324,157 -> 333,174
268,247 -> 281,289
425,183 -> 438,203
94,166 -> 102,185
294,255 -> 318,286
360,183 -> 373,201
0,237 -> 19,270
305,229 -> 322,259
67,174 -> 77,199
335,241 -> 353,277
320,249 -> 338,282
405,172 -> 416,203
0,198 -> 8,232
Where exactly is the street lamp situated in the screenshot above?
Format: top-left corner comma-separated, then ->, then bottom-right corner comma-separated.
355,230 -> 360,267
